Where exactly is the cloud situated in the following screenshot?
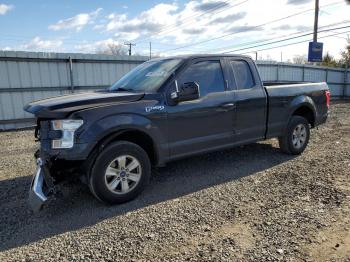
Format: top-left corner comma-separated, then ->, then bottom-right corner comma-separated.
105,13 -> 127,31
210,12 -> 246,24
49,8 -> 102,31
22,37 -> 63,51
273,24 -> 293,30
287,0 -> 312,5
273,24 -> 311,31
114,32 -> 143,41
93,24 -> 105,30
194,0 -> 229,12
105,3 -> 178,39
119,22 -> 163,34
295,25 -> 311,31
74,38 -> 121,53
98,0 -> 253,46
1,46 -> 12,51
225,25 -> 264,33
103,0 -> 247,43
87,0 -> 328,57
182,28 -> 206,35
0,3 -> 13,15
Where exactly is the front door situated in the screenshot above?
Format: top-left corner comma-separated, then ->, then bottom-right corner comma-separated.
167,58 -> 236,158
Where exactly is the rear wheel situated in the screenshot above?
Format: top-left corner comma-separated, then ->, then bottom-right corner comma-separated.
279,116 -> 310,155
89,141 -> 151,204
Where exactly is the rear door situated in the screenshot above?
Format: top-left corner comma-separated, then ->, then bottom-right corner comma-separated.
166,58 -> 236,158
227,58 -> 267,142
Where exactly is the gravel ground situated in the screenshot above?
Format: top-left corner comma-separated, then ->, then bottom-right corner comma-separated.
0,101 -> 349,261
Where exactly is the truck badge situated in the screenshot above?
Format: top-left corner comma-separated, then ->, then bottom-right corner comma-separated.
145,106 -> 165,112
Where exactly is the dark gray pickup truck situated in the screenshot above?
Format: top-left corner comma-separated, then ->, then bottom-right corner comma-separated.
24,54 -> 330,211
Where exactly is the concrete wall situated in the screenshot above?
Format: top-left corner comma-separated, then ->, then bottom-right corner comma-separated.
0,51 -> 348,130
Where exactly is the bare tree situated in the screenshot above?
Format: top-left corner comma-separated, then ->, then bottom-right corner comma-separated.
339,36 -> 350,68
97,43 -> 128,56
292,54 -> 307,64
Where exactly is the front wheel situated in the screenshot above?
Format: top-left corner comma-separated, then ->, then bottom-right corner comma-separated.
278,116 -> 310,155
89,141 -> 151,204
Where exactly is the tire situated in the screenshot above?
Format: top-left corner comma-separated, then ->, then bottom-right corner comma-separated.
278,116 -> 310,155
89,141 -> 151,204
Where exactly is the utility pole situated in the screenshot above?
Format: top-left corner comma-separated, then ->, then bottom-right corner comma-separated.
149,42 -> 152,60
313,0 -> 319,42
254,51 -> 258,61
124,42 -> 136,56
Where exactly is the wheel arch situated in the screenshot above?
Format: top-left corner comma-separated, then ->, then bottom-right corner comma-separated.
84,127 -> 163,179
97,128 -> 159,164
289,96 -> 316,128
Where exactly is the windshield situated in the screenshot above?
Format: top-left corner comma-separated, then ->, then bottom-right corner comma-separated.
110,58 -> 183,92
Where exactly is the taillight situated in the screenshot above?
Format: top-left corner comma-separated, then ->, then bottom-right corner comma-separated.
325,90 -> 330,108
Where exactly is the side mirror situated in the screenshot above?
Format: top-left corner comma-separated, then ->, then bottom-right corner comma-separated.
171,81 -> 199,103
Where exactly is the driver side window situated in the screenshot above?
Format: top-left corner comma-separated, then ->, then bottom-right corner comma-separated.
178,60 -> 225,97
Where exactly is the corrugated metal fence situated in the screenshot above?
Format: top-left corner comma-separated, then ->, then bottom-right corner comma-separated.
257,61 -> 349,98
0,51 -> 148,130
0,51 -> 349,130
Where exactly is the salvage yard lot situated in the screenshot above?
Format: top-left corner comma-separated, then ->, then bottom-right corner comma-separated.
0,102 -> 349,261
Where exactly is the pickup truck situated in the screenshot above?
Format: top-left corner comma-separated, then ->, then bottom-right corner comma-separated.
24,55 -> 330,211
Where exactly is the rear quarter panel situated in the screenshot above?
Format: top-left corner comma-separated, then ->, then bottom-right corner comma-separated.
266,82 -> 328,138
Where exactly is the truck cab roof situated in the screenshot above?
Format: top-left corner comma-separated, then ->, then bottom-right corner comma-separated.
151,54 -> 252,61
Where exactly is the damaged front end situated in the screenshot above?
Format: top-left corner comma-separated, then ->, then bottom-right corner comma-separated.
28,121 -> 57,211
28,119 -> 87,211
29,157 -> 55,212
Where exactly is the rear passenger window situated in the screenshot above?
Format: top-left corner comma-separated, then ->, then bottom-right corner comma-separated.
178,60 -> 225,97
230,60 -> 255,90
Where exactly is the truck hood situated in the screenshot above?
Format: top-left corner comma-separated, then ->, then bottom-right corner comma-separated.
24,91 -> 145,118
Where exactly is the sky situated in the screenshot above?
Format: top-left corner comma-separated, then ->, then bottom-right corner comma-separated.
0,0 -> 349,61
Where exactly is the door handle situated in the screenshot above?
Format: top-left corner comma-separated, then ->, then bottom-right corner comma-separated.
221,103 -> 235,108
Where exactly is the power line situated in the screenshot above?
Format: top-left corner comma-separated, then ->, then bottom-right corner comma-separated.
134,0 -> 248,44
331,34 -> 349,40
222,24 -> 350,54
237,29 -> 350,55
181,19 -> 350,54
0,0 -> 245,46
219,20 -> 350,52
0,0 -> 344,54
0,2 -> 237,44
156,0 -> 249,41
159,0 -> 344,53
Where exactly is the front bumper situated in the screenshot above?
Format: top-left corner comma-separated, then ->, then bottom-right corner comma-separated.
28,158 -> 51,212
